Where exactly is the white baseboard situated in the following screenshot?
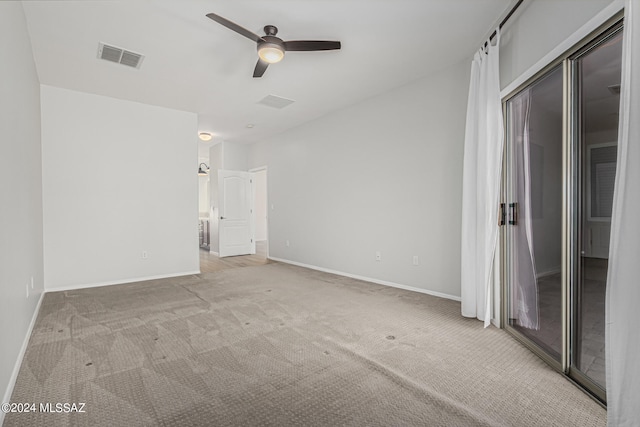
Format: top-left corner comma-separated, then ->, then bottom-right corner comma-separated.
1,291 -> 45,425
268,257 -> 461,302
45,270 -> 201,293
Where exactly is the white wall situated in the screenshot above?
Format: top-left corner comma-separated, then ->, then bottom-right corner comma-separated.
209,142 -> 223,171
248,59 -> 470,299
209,172 -> 220,255
223,142 -> 248,171
207,141 -> 248,173
500,0 -> 617,89
253,169 -> 268,241
0,1 -> 45,414
198,175 -> 210,216
41,86 -> 199,290
208,143 -> 222,254
198,156 -> 210,217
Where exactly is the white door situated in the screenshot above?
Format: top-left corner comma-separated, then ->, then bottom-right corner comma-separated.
218,170 -> 255,257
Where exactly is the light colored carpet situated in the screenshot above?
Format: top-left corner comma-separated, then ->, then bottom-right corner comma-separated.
4,263 -> 605,426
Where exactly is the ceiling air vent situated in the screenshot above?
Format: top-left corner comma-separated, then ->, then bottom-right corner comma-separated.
258,94 -> 295,109
97,43 -> 144,69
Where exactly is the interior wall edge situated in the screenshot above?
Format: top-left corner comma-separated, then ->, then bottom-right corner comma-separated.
0,292 -> 45,425
268,257 -> 462,303
0,1 -> 45,415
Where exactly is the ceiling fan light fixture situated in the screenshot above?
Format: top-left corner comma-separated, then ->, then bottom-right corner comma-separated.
258,43 -> 284,64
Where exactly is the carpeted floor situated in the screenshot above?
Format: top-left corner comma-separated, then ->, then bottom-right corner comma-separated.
4,263 -> 605,426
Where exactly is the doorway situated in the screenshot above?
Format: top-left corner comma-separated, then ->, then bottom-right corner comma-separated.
199,167 -> 270,273
502,21 -> 622,403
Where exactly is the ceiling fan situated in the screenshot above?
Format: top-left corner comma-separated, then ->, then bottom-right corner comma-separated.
206,12 -> 341,78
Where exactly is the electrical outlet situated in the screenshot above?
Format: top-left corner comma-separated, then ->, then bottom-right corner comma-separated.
26,282 -> 29,298
142,251 -> 148,259
413,256 -> 419,266
375,251 -> 382,261
30,276 -> 34,289
285,240 -> 290,247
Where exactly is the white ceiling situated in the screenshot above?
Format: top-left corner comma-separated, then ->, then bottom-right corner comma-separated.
22,0 -> 513,155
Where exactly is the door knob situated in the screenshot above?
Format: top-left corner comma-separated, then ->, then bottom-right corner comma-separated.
220,216 -> 226,220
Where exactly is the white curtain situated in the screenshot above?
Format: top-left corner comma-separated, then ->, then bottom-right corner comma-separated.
606,0 -> 640,425
508,89 -> 539,330
461,30 -> 504,327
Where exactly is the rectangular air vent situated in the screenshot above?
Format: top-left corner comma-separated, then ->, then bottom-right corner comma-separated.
257,94 -> 295,109
98,43 -> 144,69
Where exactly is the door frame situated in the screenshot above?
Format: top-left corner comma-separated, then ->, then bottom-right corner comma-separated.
565,23 -> 622,403
249,166 -> 269,259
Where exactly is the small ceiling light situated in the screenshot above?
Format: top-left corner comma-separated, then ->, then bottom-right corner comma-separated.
199,132 -> 212,141
198,163 -> 209,176
258,43 -> 285,64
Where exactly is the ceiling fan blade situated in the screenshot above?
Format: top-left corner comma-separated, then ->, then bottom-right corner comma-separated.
283,40 -> 341,51
206,13 -> 264,43
253,59 -> 269,78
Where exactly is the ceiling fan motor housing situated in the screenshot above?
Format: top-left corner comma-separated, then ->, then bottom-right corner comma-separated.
263,25 -> 278,36
258,36 -> 284,50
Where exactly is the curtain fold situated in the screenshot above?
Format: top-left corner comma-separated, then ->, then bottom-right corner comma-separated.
461,30 -> 504,327
509,89 -> 539,330
606,1 -> 640,425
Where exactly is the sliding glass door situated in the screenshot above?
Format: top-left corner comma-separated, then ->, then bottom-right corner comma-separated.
569,25 -> 623,398
502,21 -> 622,403
504,65 -> 564,366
